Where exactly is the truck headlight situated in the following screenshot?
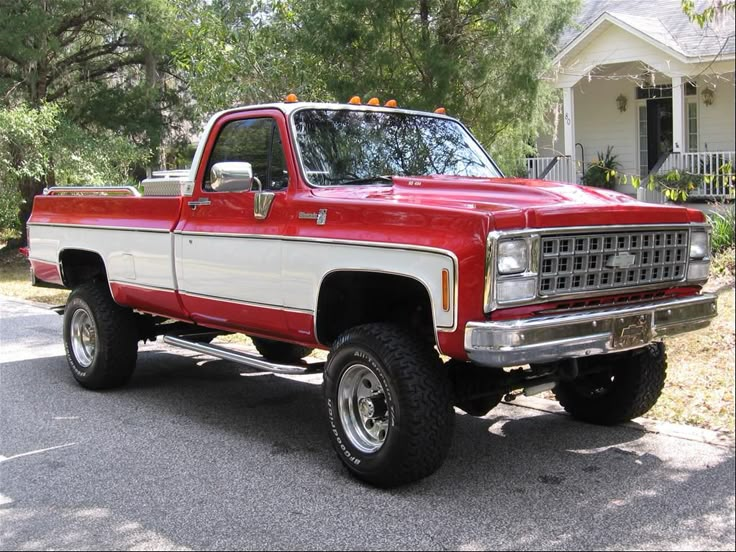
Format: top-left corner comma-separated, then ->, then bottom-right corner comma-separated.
485,235 -> 539,311
689,231 -> 709,260
497,277 -> 537,304
687,229 -> 710,282
497,239 -> 528,275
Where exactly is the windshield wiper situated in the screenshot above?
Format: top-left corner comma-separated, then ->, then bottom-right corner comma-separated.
337,175 -> 393,186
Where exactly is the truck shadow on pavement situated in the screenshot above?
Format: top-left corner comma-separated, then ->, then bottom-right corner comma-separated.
1,347 -> 734,550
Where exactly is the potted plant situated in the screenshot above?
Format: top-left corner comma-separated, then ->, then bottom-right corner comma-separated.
583,146 -> 621,190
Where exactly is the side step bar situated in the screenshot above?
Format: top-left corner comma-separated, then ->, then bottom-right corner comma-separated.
163,335 -> 324,375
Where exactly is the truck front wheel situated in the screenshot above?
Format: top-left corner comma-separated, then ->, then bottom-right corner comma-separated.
323,323 -> 454,487
63,282 -> 138,389
554,343 -> 667,425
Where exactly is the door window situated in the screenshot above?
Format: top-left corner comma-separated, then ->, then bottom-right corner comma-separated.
687,102 -> 698,152
638,104 -> 648,176
204,118 -> 289,191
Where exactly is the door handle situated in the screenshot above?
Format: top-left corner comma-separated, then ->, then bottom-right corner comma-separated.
187,198 -> 211,210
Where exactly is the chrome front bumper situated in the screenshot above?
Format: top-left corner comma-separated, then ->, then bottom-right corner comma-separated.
465,294 -> 717,367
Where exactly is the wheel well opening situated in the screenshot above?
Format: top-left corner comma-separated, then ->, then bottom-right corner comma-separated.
316,271 -> 435,347
59,250 -> 107,288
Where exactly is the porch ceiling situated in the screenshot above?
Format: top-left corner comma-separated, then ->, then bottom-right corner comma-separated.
571,61 -> 673,86
550,10 -> 735,89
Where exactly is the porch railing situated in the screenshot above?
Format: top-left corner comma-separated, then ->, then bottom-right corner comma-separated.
526,156 -> 577,184
660,151 -> 735,198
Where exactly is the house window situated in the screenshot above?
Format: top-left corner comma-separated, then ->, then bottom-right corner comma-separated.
636,85 -> 672,100
687,102 -> 698,152
638,104 -> 648,176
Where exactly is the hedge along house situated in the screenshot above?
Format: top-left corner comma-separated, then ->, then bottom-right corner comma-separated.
530,0 -> 735,200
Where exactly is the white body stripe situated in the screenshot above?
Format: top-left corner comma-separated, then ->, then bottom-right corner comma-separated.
29,225 -> 174,290
30,224 -> 456,329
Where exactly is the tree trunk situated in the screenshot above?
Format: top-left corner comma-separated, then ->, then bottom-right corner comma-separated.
9,177 -> 46,248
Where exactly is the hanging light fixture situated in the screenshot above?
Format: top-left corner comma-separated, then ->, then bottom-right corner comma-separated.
701,87 -> 715,106
616,93 -> 628,113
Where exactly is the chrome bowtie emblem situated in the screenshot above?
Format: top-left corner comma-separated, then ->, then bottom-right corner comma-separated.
607,252 -> 636,269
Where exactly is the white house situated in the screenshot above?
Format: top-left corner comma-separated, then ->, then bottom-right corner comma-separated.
530,0 -> 735,200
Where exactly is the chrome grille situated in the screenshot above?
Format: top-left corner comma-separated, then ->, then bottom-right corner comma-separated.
539,229 -> 689,297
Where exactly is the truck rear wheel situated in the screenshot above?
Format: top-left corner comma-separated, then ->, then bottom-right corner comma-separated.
251,336 -> 313,363
63,282 -> 138,389
554,343 -> 667,425
323,323 -> 454,487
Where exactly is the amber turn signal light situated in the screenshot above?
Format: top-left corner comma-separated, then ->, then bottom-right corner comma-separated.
442,269 -> 450,311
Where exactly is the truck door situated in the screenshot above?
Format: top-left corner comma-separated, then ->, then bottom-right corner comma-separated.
175,110 -> 294,337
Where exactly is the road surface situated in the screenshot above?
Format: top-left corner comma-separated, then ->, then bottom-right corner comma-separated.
1,296 -> 734,550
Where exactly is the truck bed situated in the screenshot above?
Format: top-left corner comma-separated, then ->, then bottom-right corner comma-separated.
28,194 -> 184,317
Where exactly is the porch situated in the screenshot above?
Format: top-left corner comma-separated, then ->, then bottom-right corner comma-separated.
532,9 -> 735,203
526,150 -> 735,200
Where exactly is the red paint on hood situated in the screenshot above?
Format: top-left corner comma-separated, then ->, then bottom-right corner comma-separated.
310,175 -> 706,229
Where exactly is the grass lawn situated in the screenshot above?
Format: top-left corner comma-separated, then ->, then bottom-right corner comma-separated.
1,246 -> 733,432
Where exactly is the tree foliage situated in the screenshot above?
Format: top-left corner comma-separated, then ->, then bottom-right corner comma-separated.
1,0 -> 580,243
0,0 -> 177,242
289,0 -> 579,173
0,102 -> 150,233
681,0 -> 735,27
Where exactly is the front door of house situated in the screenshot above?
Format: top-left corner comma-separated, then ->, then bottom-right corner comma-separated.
647,98 -> 673,171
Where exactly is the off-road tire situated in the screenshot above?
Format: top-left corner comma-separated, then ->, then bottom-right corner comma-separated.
323,323 -> 454,487
554,343 -> 667,425
63,282 -> 138,389
251,336 -> 313,363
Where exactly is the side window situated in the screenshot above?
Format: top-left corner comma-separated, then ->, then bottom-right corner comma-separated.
204,117 -> 289,191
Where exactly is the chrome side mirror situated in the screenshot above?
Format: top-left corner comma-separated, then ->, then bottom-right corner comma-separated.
210,162 -> 253,192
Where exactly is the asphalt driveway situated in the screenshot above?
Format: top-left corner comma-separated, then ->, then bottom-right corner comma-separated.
1,296 -> 734,550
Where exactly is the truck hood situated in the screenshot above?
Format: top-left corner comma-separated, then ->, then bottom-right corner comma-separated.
309,175 -> 705,229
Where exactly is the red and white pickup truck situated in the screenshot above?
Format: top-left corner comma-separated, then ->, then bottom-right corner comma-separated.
27,100 -> 717,487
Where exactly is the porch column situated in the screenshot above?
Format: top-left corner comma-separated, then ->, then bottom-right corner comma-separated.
671,76 -> 686,153
562,86 -> 577,182
562,87 -> 576,157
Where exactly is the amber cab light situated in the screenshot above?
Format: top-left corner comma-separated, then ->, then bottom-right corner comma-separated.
434,107 -> 446,114
385,99 -> 398,108
285,93 -> 298,103
348,96 -> 362,105
367,97 -> 380,106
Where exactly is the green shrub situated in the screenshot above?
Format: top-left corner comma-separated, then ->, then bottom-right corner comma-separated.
583,146 -> 621,189
0,183 -> 22,235
708,207 -> 735,254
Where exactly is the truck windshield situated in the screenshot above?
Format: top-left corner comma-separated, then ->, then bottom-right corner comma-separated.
292,109 -> 501,186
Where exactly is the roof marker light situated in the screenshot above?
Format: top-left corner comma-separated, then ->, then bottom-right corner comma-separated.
434,107 -> 446,115
367,97 -> 380,106
385,99 -> 398,108
348,96 -> 362,105
285,93 -> 298,103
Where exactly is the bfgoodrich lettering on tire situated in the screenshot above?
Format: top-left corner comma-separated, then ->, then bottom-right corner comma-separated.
323,323 -> 454,487
63,282 -> 138,389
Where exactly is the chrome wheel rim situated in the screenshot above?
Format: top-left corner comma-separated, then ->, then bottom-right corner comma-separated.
338,363 -> 390,454
70,308 -> 97,368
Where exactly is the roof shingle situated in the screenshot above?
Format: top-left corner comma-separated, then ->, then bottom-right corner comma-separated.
560,0 -> 735,58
